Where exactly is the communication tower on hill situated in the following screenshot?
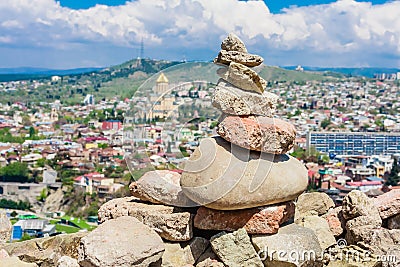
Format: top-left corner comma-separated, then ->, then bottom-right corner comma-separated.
140,38 -> 144,59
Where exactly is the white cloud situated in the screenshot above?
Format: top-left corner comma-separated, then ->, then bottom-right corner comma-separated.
0,0 -> 400,67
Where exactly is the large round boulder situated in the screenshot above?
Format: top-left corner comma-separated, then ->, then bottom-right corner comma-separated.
180,136 -> 308,210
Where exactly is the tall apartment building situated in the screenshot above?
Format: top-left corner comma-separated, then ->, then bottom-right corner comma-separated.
307,131 -> 400,156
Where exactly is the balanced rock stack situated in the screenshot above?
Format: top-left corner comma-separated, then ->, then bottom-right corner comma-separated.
180,33 -> 308,214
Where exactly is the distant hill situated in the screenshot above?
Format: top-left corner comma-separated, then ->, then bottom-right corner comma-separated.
128,61 -> 340,89
257,65 -> 341,82
281,66 -> 400,78
0,67 -> 103,82
0,59 -> 347,104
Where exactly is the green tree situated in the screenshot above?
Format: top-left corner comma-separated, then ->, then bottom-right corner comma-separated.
0,162 -> 29,182
36,158 -> 46,168
290,146 -> 321,163
37,188 -> 48,202
320,119 -> 331,129
29,126 -> 36,138
386,158 -> 400,186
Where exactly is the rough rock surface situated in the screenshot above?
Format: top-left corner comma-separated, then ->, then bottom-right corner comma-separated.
153,237 -> 208,267
294,192 -> 335,222
325,245 -> 382,267
373,189 -> 400,219
78,216 -> 164,267
181,136 -> 308,210
194,202 -> 294,234
196,247 -> 223,267
342,190 -> 382,227
296,215 -> 336,250
252,224 -> 323,267
0,256 -> 38,266
210,228 -> 263,267
212,79 -> 278,116
214,50 -> 263,67
129,170 -> 195,207
0,210 -> 12,243
345,227 -> 400,266
98,196 -> 193,241
1,232 -> 86,266
322,207 -> 345,237
220,33 -> 247,53
57,256 -> 79,267
217,114 -> 296,154
196,258 -> 224,267
217,62 -> 266,93
41,188 -> 67,213
388,213 -> 400,229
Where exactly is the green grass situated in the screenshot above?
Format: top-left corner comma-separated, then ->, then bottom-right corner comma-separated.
54,224 -> 80,234
60,215 -> 96,231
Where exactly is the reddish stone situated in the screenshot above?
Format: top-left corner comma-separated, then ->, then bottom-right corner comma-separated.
322,207 -> 345,237
373,189 -> 400,219
217,115 -> 296,154
194,202 -> 294,234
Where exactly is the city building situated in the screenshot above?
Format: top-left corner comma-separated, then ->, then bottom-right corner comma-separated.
102,120 -> 122,131
13,219 -> 56,238
148,73 -> 178,120
83,94 -> 95,105
307,131 -> 400,156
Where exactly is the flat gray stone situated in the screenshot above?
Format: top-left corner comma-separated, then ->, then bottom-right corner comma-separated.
78,216 -> 164,267
212,79 -> 278,116
217,62 -> 266,93
129,170 -> 196,207
295,192 -> 335,222
153,237 -> 208,267
98,197 -> 193,241
252,224 -> 323,267
296,215 -> 336,250
210,228 -> 263,267
214,50 -> 263,67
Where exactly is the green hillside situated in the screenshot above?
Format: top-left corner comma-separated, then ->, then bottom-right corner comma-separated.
257,65 -> 341,82
0,59 -> 342,104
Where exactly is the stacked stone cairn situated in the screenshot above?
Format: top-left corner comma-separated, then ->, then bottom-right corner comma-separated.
3,34 -> 400,267
180,33 -> 308,212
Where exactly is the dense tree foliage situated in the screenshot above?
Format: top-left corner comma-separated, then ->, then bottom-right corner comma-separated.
0,199 -> 31,210
0,162 -> 29,182
386,158 -> 400,186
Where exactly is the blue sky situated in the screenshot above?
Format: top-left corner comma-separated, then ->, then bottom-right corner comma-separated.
0,0 -> 399,69
59,0 -> 389,13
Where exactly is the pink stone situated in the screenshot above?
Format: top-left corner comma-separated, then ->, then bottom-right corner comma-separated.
217,115 -> 296,154
194,202 -> 294,234
322,207 -> 345,237
373,189 -> 400,219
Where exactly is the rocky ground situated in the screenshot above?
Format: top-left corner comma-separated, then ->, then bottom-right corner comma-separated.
0,186 -> 399,267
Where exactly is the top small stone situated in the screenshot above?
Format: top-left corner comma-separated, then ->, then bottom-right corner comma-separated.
221,33 -> 247,53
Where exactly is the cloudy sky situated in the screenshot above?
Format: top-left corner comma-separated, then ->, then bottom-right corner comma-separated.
0,0 -> 399,69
